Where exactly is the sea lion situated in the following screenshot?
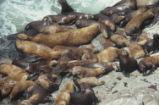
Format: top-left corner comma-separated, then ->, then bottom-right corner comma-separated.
136,32 -> 151,45
75,19 -> 111,38
27,24 -> 100,47
20,85 -> 50,105
139,55 -> 159,75
0,77 -> 16,97
0,64 -> 29,81
128,42 -> 145,59
142,34 -> 159,54
42,14 -> 76,25
125,8 -> 156,36
119,7 -> 147,27
97,47 -> 121,62
110,34 -> 130,47
71,66 -> 105,78
54,82 -> 74,105
118,50 -> 138,75
72,62 -> 118,78
136,0 -> 159,8
24,20 -> 51,36
76,77 -> 105,87
16,40 -> 66,59
94,14 -> 116,32
58,0 -> 94,20
36,73 -> 60,90
70,84 -> 98,105
100,0 -> 136,16
10,80 -> 36,100
24,21 -> 73,36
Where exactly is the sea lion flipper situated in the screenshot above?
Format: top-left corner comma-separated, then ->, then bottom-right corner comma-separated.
58,0 -> 74,14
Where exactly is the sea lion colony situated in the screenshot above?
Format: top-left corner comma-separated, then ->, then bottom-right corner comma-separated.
1,0 -> 159,104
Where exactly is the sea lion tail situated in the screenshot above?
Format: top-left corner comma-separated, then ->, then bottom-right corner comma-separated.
58,0 -> 74,14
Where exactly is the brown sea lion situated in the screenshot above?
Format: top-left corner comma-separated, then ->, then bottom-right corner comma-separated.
136,0 -> 159,8
110,34 -> 130,47
72,62 -> 119,78
128,42 -> 145,59
125,8 -> 157,36
75,19 -> 110,38
0,77 -> 16,97
97,47 -> 121,62
54,82 -> 74,105
100,0 -> 136,16
71,66 -> 105,78
16,40 -> 66,59
76,77 -> 105,87
27,24 -> 100,47
139,55 -> 159,75
136,32 -> 151,45
0,64 -> 29,81
10,80 -> 36,100
119,7 -> 147,27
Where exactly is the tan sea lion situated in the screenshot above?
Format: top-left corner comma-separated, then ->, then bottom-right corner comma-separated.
28,24 -> 100,47
139,55 -> 159,75
0,64 -> 29,81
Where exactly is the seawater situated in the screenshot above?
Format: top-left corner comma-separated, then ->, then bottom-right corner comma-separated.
0,0 -> 120,36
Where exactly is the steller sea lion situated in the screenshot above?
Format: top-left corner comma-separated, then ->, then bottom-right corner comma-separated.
0,64 -> 29,81
139,55 -> 159,75
100,0 -> 136,16
110,34 -> 130,47
26,24 -> 100,47
118,50 -> 138,75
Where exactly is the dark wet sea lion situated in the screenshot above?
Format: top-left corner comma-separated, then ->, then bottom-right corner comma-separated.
24,20 -> 52,36
100,0 -> 137,16
142,34 -> 159,54
58,0 -> 94,20
42,14 -> 76,25
94,14 -> 116,32
139,55 -> 159,75
70,85 -> 98,105
20,85 -> 50,105
118,50 -> 138,75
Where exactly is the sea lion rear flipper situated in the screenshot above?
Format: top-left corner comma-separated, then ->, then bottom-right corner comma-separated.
58,0 -> 74,14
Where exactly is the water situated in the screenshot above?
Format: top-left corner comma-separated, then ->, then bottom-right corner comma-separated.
0,0 -> 120,36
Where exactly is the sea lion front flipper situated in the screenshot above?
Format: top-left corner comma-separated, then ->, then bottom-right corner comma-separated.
58,0 -> 74,14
